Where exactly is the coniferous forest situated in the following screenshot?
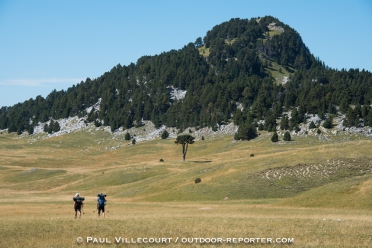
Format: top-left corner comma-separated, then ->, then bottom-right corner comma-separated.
1,16 -> 372,137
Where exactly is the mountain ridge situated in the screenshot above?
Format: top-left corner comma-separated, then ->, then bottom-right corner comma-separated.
1,15 -> 372,138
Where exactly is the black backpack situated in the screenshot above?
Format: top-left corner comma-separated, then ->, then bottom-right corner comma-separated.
73,197 -> 84,206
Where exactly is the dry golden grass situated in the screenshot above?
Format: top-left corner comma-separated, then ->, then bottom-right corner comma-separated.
268,29 -> 283,37
1,199 -> 372,247
197,45 -> 210,58
1,129 -> 372,247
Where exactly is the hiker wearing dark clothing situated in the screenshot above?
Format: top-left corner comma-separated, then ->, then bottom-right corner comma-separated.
73,193 -> 84,219
97,193 -> 107,218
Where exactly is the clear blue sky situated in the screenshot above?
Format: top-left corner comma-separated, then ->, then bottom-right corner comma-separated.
1,0 -> 371,107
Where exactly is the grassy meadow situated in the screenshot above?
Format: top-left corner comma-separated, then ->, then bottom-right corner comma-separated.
1,128 -> 372,247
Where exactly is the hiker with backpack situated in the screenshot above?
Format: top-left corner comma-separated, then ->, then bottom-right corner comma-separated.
73,193 -> 84,219
97,193 -> 107,218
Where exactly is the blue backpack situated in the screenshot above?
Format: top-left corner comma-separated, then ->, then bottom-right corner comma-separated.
97,194 -> 106,207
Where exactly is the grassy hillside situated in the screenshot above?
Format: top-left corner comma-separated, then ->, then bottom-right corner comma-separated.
1,127 -> 372,206
1,129 -> 372,247
264,60 -> 294,84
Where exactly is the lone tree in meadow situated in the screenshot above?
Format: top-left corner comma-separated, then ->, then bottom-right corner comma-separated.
175,134 -> 195,161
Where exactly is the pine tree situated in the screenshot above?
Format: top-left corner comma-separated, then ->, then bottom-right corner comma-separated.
271,132 -> 279,142
17,126 -> 22,135
234,124 -> 257,141
258,123 -> 264,131
323,116 -> 333,129
110,121 -> 116,132
280,115 -> 289,130
53,121 -> 60,132
8,123 -> 17,133
43,123 -> 49,133
94,120 -> 102,127
344,108 -> 354,127
175,134 -> 195,161
161,130 -> 169,139
27,125 -> 34,135
283,131 -> 291,141
48,120 -> 54,134
309,121 -> 316,129
367,111 -> 372,127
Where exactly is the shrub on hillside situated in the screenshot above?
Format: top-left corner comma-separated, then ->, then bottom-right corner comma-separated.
283,131 -> 291,141
267,124 -> 273,132
258,123 -> 264,131
161,130 -> 169,139
323,116 -> 333,129
234,124 -> 257,141
309,121 -> 316,129
43,123 -> 49,133
195,178 -> 201,184
52,121 -> 60,132
27,125 -> 34,135
271,132 -> 279,142
94,120 -> 102,127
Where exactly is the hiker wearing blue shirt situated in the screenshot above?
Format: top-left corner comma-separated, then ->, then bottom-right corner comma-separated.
97,193 -> 107,218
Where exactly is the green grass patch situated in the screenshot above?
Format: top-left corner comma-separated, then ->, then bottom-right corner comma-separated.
6,168 -> 67,183
63,166 -> 170,192
263,60 -> 295,84
12,174 -> 85,191
268,29 -> 283,37
224,38 -> 238,45
277,174 -> 372,209
1,125 -> 372,210
228,159 -> 372,199
197,45 -> 210,57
